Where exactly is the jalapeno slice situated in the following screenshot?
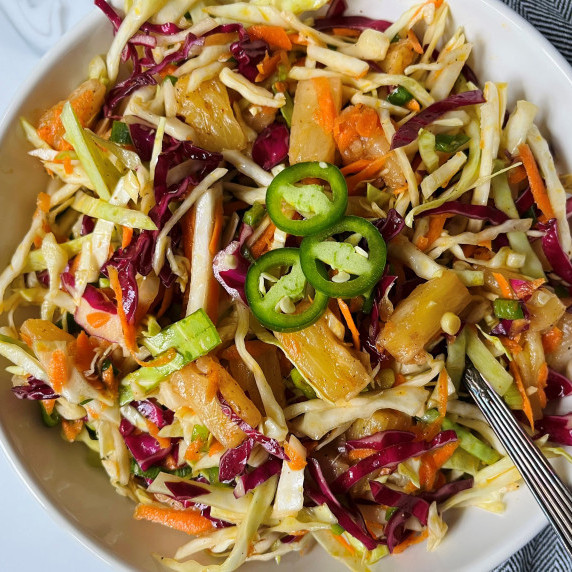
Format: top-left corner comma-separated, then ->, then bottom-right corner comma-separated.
266,162 -> 348,236
245,247 -> 329,332
300,216 -> 387,298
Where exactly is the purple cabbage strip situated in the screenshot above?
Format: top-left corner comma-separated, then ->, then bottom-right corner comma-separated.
101,250 -> 139,323
140,21 -> 183,35
421,201 -> 509,225
219,438 -> 255,482
306,459 -> 379,550
12,377 -> 59,400
95,0 -> 122,32
383,509 -> 412,553
120,418 -> 135,437
331,430 -> 458,493
165,480 -> 210,500
419,477 -> 474,504
128,122 -> 156,161
81,215 -> 95,236
546,369 -> 572,401
83,284 -> 118,314
314,15 -> 392,33
391,90 -> 486,149
105,73 -> 157,117
124,430 -> 172,471
515,187 -> 534,215
567,196 -> 572,218
132,399 -> 174,429
372,209 -> 405,242
234,458 -> 283,498
539,219 -> 572,284
535,413 -> 572,446
230,38 -> 269,82
509,279 -> 535,301
219,394 -> 289,460
324,0 -> 347,18
346,430 -> 416,451
213,224 -> 254,303
252,123 -> 290,171
369,481 -> 430,526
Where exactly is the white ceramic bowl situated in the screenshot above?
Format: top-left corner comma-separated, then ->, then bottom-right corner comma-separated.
1,1 -> 571,570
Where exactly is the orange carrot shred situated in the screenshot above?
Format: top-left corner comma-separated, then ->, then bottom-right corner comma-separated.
345,155 -> 389,195
48,350 -> 68,394
337,298 -> 361,351
185,439 -> 204,462
332,27 -> 361,37
133,504 -> 214,535
250,222 -> 276,259
73,331 -> 95,373
209,440 -> 224,457
492,272 -> 514,299
138,347 -> 178,369
43,399 -> 56,416
407,29 -> 424,55
248,25 -> 292,50
255,52 -> 282,82
62,419 -> 83,442
37,192 -> 51,214
542,326 -> 563,354
393,529 -> 429,554
122,226 -> 133,249
284,442 -> 307,471
86,312 -> 111,329
146,419 -> 172,450
347,448 -> 378,462
508,164 -> 527,185
510,360 -> 535,431
538,362 -> 549,408
419,440 -> 459,491
312,77 -> 337,134
108,266 -> 137,354
340,159 -> 371,176
518,143 -> 555,221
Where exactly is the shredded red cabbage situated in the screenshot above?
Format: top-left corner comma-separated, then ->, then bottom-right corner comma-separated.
372,209 -> 405,242
140,21 -> 183,35
81,215 -> 95,236
539,219 -> 572,285
101,253 -> 139,323
331,430 -> 458,493
219,438 -> 255,482
95,0 -> 122,32
82,285 -> 118,315
383,508 -> 412,553
165,480 -> 210,500
515,187 -> 534,215
391,90 -> 486,149
324,0 -> 347,18
251,123 -> 290,171
369,481 -> 430,525
535,413 -> 572,446
306,459 -> 379,550
123,425 -> 173,471
546,369 -> 572,401
314,16 -> 392,33
230,38 -> 269,83
346,430 -> 416,451
213,224 -> 254,303
421,201 -> 509,225
105,73 -> 157,117
132,399 -> 174,429
419,477 -> 474,504
218,394 -> 289,461
12,377 -> 59,400
234,457 -> 283,498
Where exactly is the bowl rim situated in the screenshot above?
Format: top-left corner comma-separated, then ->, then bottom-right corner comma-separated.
0,0 -> 571,570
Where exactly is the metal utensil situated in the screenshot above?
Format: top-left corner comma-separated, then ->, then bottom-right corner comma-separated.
463,365 -> 572,556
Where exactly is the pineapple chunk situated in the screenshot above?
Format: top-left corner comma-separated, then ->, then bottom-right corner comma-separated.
379,271 -> 472,364
175,78 -> 247,152
380,39 -> 418,75
289,78 -> 342,164
275,313 -> 370,403
168,357 -> 261,449
21,319 -> 74,345
346,409 -> 412,440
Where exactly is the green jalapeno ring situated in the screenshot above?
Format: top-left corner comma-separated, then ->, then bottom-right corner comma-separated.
245,248 -> 329,333
266,162 -> 348,237
300,216 -> 387,298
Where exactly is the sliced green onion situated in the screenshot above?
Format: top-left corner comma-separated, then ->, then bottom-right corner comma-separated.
387,85 -> 413,106
434,133 -> 471,153
493,299 -> 524,320
110,121 -> 133,145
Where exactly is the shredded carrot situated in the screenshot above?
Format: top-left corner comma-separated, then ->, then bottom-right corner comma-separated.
334,532 -> 357,555
393,529 -> 429,554
122,226 -> 133,249
163,454 -> 178,471
250,222 -> 276,259
492,272 -> 514,299
37,192 -> 51,214
73,331 -> 95,373
407,29 -> 424,55
518,143 -> 555,222
392,183 -> 409,196
394,373 -> 407,386
538,362 -> 549,408
418,214 -> 450,252
284,442 -> 307,471
43,399 -> 56,416
102,363 -> 116,393
419,440 -> 459,491
508,163 -> 527,185
204,32 -> 237,47
346,155 -> 389,195
248,25 -> 292,50
221,340 -> 272,361
347,448 -> 378,462
542,326 -> 563,354
337,298 -> 360,351
256,51 -> 282,82
146,419 -> 172,449
184,439 -> 204,462
209,198 -> 224,257
158,64 -> 179,78
405,98 -> 421,112
332,27 -> 361,37
501,336 -> 523,355
108,266 -> 137,354
478,239 -> 492,250
209,440 -> 224,457
181,207 -> 195,267
223,200 -> 249,215
48,350 -> 68,394
288,33 -> 309,46
62,419 -> 83,442
133,504 -> 214,535
417,369 -> 448,441
138,347 -> 178,369
510,360 -> 535,431
86,312 -> 111,329
340,159 -> 371,176
312,77 -> 337,134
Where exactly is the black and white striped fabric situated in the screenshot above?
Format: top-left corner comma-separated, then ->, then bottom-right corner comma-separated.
494,1 -> 572,571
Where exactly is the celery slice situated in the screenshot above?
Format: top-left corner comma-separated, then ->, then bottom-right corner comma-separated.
72,191 -> 157,230
418,129 -> 439,173
446,327 -> 467,390
466,327 -> 513,396
442,417 -> 501,465
60,101 -> 119,200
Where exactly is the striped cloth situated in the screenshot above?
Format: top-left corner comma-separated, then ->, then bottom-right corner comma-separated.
494,4 -> 572,570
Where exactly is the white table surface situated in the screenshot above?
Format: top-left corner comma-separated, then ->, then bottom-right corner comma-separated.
0,3 -> 111,570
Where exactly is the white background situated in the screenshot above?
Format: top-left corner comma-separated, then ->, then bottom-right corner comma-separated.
0,3 -> 111,570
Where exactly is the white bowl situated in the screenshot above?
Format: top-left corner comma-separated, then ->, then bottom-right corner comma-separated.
1,1 -> 571,571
